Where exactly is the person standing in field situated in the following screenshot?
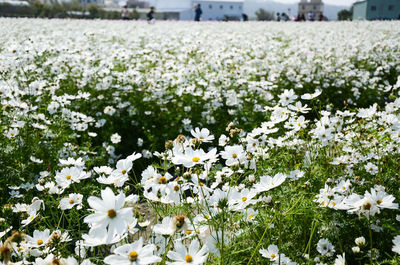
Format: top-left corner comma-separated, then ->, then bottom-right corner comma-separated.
147,6 -> 155,24
121,5 -> 130,20
194,4 -> 202,21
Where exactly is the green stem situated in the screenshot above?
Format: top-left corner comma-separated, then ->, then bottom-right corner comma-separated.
161,236 -> 174,265
247,212 -> 277,265
304,219 -> 319,256
368,218 -> 373,265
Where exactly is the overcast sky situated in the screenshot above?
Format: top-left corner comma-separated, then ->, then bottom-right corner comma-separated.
270,0 -> 356,6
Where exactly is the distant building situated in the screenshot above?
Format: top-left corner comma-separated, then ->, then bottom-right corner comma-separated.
353,0 -> 400,20
151,0 -> 243,20
298,0 -> 324,20
152,0 -> 193,20
194,0 -> 243,20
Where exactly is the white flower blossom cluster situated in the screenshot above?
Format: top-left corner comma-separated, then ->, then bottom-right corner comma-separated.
0,19 -> 400,265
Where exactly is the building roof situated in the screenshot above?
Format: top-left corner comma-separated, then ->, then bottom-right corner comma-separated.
195,0 -> 244,2
353,0 -> 367,5
0,0 -> 29,6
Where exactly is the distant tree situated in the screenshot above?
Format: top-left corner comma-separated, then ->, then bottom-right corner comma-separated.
337,6 -> 353,21
131,8 -> 139,20
255,8 -> 274,21
88,4 -> 100,18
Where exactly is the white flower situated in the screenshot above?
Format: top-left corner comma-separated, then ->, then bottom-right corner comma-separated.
59,193 -> 83,210
55,166 -> 88,189
301,89 -> 322,100
392,235 -> 400,255
352,246 -> 360,253
316,238 -> 335,257
167,240 -> 208,265
111,133 -> 122,144
254,173 -> 286,193
334,253 -> 345,265
191,127 -> 215,143
364,162 -> 378,175
355,236 -> 366,246
104,106 -> 116,115
279,89 -> 297,106
5,128 -> 19,138
104,237 -> 161,265
259,244 -> 279,261
153,216 -> 188,236
218,134 -> 229,146
172,147 -> 217,168
84,187 -> 133,243
108,158 -> 133,187
288,170 -> 304,181
220,145 -> 245,166
25,229 -> 51,248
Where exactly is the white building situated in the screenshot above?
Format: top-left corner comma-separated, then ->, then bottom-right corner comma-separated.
298,0 -> 324,20
148,0 -> 244,20
194,0 -> 243,20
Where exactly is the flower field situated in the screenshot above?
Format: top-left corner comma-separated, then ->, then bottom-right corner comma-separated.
1,18 -> 400,265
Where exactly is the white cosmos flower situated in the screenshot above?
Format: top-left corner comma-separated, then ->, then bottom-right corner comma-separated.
191,127 -> 215,143
364,162 -> 378,175
167,240 -> 208,265
59,193 -> 83,210
55,166 -> 89,189
25,229 -> 51,248
392,235 -> 400,255
301,89 -> 322,100
84,187 -> 133,243
5,128 -> 19,138
172,147 -> 218,168
108,158 -> 133,187
111,133 -> 122,144
254,173 -> 287,193
334,253 -> 345,265
220,145 -> 245,166
316,238 -> 335,257
259,244 -> 279,261
104,237 -> 161,265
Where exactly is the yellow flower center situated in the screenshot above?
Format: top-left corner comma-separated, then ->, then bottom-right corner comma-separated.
175,215 -> 185,228
192,157 -> 200,162
158,176 -> 167,184
107,209 -> 117,218
271,254 -> 276,259
186,230 -> 192,235
232,153 -> 237,158
199,136 -> 204,140
362,202 -> 372,210
174,185 -> 179,191
377,199 -> 382,204
66,175 -> 71,180
248,215 -> 253,219
185,254 -> 193,263
37,239 -> 43,245
242,197 -> 247,202
121,169 -> 126,174
69,199 -> 74,204
10,133 -> 14,136
129,251 -> 138,261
